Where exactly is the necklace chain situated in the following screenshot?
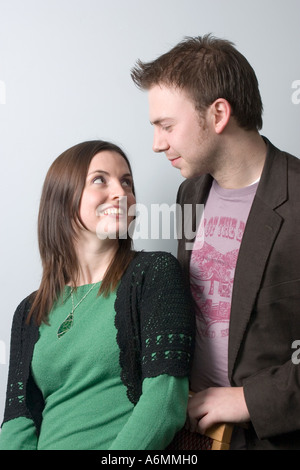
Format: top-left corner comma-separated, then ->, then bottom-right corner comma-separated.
71,283 -> 96,313
57,283 -> 97,339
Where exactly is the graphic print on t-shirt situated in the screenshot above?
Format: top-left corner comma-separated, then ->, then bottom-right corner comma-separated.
190,222 -> 241,339
192,213 -> 247,334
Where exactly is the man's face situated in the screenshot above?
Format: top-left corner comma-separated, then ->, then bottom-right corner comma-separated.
148,84 -> 217,178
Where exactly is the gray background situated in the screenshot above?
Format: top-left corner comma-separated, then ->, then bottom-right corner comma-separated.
0,0 -> 300,427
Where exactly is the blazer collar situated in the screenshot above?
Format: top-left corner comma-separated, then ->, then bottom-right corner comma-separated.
256,136 -> 288,210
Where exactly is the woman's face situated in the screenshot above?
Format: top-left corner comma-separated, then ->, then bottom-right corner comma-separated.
79,150 -> 136,241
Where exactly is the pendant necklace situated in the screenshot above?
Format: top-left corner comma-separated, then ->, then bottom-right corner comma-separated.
57,283 -> 97,339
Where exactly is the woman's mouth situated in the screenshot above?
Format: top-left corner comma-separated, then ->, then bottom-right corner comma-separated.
100,207 -> 124,216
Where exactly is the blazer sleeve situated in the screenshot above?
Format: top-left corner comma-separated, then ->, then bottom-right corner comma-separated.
243,350 -> 300,439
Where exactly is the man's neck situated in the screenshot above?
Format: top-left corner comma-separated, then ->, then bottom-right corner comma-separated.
213,131 -> 267,189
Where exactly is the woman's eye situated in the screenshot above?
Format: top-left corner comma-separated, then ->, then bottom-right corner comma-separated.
93,176 -> 105,184
122,178 -> 133,188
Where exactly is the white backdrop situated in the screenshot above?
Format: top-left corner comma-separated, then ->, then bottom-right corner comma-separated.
0,0 -> 300,427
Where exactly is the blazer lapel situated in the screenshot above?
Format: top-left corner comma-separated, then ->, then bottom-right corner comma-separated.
228,139 -> 288,380
228,199 -> 283,379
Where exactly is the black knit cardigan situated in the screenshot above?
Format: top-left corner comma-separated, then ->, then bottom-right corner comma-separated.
2,251 -> 194,435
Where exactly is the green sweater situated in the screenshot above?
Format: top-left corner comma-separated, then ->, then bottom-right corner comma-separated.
0,283 -> 188,450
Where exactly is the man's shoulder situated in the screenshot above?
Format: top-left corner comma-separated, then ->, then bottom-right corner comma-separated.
179,174 -> 207,191
265,137 -> 299,166
177,174 -> 212,204
265,138 -> 300,188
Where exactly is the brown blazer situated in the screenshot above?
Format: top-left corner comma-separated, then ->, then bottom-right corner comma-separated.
177,138 -> 300,449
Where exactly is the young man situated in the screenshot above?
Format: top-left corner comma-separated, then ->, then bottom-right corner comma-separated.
131,34 -> 300,449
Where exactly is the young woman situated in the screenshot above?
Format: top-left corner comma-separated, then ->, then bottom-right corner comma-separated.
0,140 -> 193,450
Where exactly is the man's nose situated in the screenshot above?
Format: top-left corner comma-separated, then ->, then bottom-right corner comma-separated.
152,128 -> 170,153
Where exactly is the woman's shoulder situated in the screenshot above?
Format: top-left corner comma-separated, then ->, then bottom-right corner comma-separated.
123,251 -> 184,287
131,250 -> 178,263
129,250 -> 181,272
118,251 -> 185,298
11,292 -> 37,327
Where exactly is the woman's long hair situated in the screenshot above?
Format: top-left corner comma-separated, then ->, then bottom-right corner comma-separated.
27,140 -> 136,325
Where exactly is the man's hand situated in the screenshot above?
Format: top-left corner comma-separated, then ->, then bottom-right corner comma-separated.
186,387 -> 250,434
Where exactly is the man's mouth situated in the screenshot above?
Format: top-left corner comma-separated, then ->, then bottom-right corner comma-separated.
169,156 -> 181,166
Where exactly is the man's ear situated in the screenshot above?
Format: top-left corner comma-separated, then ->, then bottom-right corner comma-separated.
210,98 -> 232,134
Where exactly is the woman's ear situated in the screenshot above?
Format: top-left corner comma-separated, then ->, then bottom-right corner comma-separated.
210,98 -> 232,134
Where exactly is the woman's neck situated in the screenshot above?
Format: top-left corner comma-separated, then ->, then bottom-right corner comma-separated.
72,236 -> 118,286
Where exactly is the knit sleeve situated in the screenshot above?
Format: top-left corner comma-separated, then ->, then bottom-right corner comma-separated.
1,295 -> 43,433
1,298 -> 32,426
108,374 -> 189,450
115,251 -> 194,405
0,417 -> 38,450
139,252 -> 194,380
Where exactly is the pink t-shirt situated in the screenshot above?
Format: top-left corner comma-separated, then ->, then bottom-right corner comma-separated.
190,179 -> 258,391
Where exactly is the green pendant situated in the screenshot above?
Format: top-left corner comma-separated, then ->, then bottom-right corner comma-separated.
57,312 -> 74,339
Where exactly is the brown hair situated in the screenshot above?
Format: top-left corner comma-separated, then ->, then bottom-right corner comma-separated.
131,34 -> 263,131
28,140 -> 135,325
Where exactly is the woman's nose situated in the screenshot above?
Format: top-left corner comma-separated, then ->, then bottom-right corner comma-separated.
109,180 -> 128,201
111,186 -> 126,199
